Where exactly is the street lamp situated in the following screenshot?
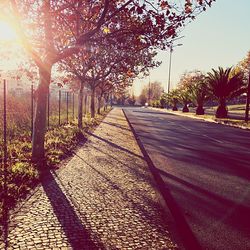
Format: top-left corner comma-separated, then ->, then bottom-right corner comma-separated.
167,43 -> 182,93
148,73 -> 151,105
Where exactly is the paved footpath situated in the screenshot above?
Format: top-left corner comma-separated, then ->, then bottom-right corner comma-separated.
1,108 -> 177,250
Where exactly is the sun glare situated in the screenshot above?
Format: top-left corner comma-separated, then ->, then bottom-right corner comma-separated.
0,20 -> 18,41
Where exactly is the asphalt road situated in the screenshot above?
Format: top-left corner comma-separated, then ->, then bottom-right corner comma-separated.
124,107 -> 250,250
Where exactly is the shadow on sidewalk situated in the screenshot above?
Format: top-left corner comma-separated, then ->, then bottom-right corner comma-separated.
88,143 -> 157,188
39,167 -> 105,250
71,152 -> 168,234
101,121 -> 131,132
86,132 -> 144,160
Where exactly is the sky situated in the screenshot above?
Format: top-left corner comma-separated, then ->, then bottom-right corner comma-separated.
133,0 -> 250,96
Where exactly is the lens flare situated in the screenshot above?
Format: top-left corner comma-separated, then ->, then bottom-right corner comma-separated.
0,20 -> 18,41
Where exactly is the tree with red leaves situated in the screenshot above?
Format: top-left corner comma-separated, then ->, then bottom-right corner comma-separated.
59,40 -> 159,125
2,0 -> 214,160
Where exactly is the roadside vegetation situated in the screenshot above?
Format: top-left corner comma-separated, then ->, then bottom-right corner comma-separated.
145,51 -> 250,125
0,108 -> 111,229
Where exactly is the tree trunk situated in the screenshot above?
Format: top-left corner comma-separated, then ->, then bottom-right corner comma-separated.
97,96 -> 102,114
245,71 -> 250,122
104,96 -> 108,111
32,65 -> 51,161
196,105 -> 205,115
216,98 -> 227,118
83,94 -> 88,117
172,100 -> 178,111
104,93 -> 109,110
110,93 -> 113,107
182,103 -> 189,112
90,88 -> 95,118
196,97 -> 205,115
78,82 -> 84,129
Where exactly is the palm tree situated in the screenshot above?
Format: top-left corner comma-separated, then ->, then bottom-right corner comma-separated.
189,72 -> 210,115
178,87 -> 192,112
168,89 -> 180,111
192,83 -> 209,115
207,67 -> 244,118
159,93 -> 167,108
237,50 -> 250,122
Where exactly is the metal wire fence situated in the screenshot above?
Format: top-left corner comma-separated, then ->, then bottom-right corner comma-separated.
0,81 -> 95,142
0,78 -> 109,244
0,78 -> 107,243
0,78 -> 108,172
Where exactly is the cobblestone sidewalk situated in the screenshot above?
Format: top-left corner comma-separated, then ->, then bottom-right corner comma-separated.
1,108 -> 177,250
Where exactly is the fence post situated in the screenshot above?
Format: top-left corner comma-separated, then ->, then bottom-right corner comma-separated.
59,90 -> 61,126
66,91 -> 69,123
47,89 -> 50,129
31,84 -> 33,139
3,79 -> 9,249
86,94 -> 89,115
72,93 -> 75,119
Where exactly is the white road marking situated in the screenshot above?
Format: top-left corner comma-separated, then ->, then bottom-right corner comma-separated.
176,124 -> 223,144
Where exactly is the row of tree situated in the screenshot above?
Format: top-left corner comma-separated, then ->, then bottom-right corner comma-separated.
139,81 -> 164,106
155,51 -> 250,120
2,0 -> 214,161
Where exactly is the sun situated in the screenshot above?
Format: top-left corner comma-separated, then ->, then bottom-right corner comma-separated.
0,20 -> 18,41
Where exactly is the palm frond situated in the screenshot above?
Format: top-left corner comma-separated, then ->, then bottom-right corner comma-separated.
206,67 -> 243,100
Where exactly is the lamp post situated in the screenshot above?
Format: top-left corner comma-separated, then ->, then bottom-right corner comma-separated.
148,73 -> 151,105
167,43 -> 182,93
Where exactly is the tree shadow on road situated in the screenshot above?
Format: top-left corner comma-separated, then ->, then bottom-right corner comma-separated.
131,110 -> 177,116
158,168 -> 250,232
139,130 -> 250,181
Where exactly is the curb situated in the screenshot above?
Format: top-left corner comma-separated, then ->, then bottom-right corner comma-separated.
122,108 -> 201,250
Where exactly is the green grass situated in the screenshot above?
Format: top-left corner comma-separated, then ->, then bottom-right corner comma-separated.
167,110 -> 215,120
228,104 -> 245,110
174,110 -> 250,128
205,104 -> 246,113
